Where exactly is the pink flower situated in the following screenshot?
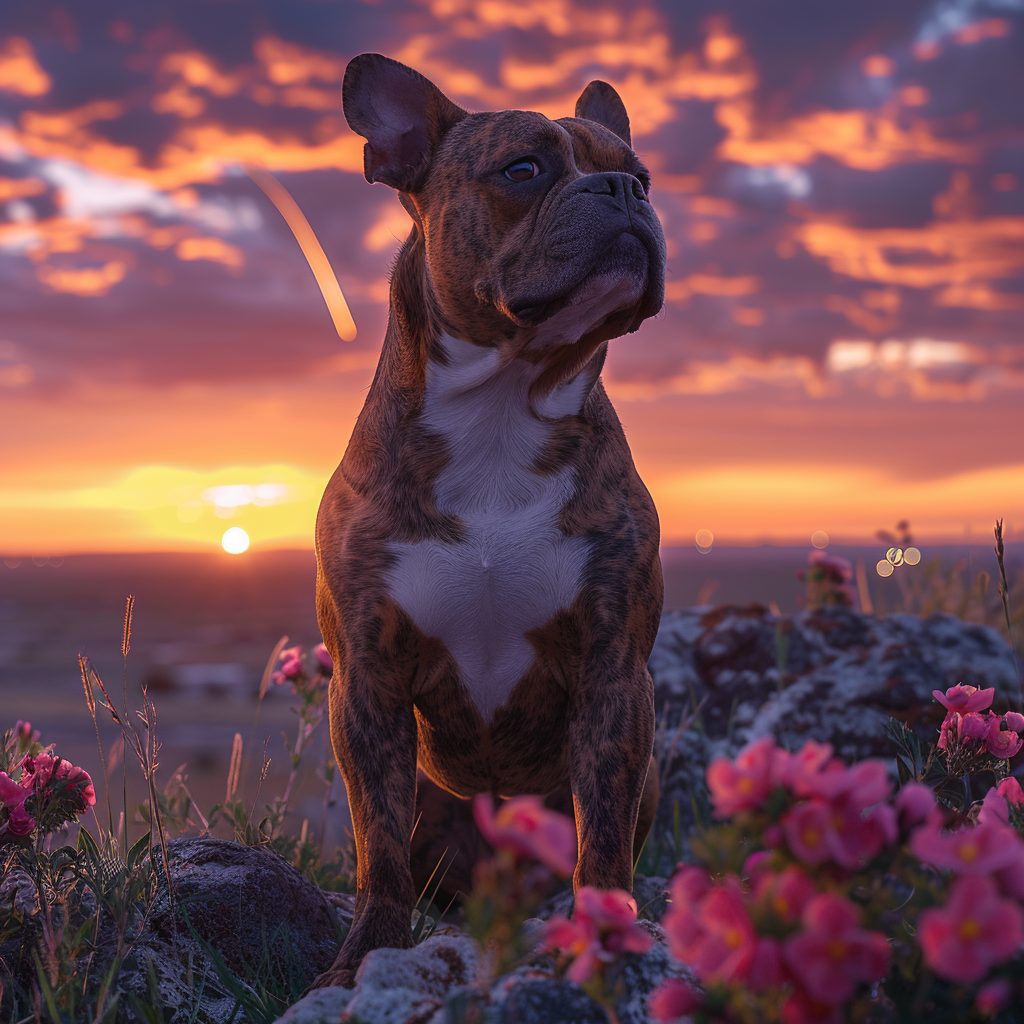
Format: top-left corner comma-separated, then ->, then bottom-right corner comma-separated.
781,990 -> 843,1024
783,801 -> 834,866
649,978 -> 702,1021
748,936 -> 787,991
784,893 -> 889,1004
937,712 -> 959,751
743,850 -> 772,880
472,794 -> 576,877
781,740 -> 835,797
958,711 -> 991,745
978,787 -> 1012,826
998,776 -> 1024,806
0,770 -> 35,834
14,720 -> 34,740
975,978 -> 1013,1016
7,803 -> 36,835
910,818 -> 1021,874
21,753 -> 95,812
918,875 -> 1024,983
668,865 -> 712,908
706,736 -> 785,816
314,643 -> 333,673
1004,711 -> 1024,733
933,684 -> 995,714
753,865 -> 816,924
663,877 -> 756,984
987,718 -> 1023,759
895,782 -> 935,832
544,886 -> 653,984
994,842 -> 1024,900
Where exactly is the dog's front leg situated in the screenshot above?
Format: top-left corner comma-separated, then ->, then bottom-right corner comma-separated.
312,663 -> 418,988
569,656 -> 655,895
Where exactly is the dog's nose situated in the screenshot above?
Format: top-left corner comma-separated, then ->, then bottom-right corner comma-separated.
577,172 -> 648,204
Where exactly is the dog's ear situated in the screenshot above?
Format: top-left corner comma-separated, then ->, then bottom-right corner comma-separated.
574,81 -> 631,147
343,53 -> 468,192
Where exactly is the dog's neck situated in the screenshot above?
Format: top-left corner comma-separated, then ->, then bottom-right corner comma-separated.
375,225 -> 611,409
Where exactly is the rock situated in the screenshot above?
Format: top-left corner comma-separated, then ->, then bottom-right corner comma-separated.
495,978 -> 608,1023
274,987 -> 353,1023
149,837 -> 341,986
649,605 -> 1019,864
277,933 -> 480,1024
112,837 -> 342,1023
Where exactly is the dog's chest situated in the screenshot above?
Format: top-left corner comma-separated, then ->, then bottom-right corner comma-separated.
385,336 -> 591,721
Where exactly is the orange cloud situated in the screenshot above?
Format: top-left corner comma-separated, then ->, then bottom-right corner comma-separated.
35,260 -> 128,296
174,235 -> 245,271
665,272 -> 760,304
717,99 -> 974,170
934,283 -> 1024,311
606,353 -> 829,400
794,214 -> 1024,289
0,176 -> 46,201
0,37 -> 51,97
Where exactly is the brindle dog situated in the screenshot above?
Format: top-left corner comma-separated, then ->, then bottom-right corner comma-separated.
313,52 -> 666,987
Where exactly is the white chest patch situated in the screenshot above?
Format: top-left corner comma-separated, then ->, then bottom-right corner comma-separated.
385,334 -> 592,720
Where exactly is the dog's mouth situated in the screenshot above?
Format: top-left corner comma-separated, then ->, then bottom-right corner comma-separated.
495,231 -> 660,336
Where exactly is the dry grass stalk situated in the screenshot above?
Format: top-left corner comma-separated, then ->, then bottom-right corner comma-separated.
994,518 -> 1023,705
226,732 -> 243,803
121,594 -> 135,658
79,653 -> 114,836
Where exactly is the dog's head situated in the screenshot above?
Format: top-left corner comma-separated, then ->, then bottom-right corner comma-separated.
343,54 -> 666,354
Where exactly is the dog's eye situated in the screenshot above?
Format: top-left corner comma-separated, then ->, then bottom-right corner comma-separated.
504,160 -> 540,182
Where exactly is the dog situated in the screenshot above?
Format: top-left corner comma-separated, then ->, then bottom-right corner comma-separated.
313,52 -> 666,987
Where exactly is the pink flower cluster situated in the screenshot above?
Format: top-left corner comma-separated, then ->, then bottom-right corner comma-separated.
473,793 -> 577,878
272,642 -> 333,686
798,550 -> 856,609
0,746 -> 95,838
909,785 -> 1024,982
933,684 -> 1023,759
708,737 -> 897,870
652,865 -> 888,1024
544,886 -> 653,984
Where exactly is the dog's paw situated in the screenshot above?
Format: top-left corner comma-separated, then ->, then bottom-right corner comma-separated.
307,962 -> 358,991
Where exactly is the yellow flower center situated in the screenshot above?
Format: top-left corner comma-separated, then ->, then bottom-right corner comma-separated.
828,940 -> 847,960
959,919 -> 981,941
738,777 -> 755,794
773,896 -> 790,916
803,829 -> 820,847
726,928 -> 745,949
958,842 -> 979,863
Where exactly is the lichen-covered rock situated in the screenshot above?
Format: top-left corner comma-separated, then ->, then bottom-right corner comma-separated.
274,986 -> 353,1023
650,604 -> 1019,861
149,837 -> 341,985
278,933 -> 480,1024
112,837 -> 343,1023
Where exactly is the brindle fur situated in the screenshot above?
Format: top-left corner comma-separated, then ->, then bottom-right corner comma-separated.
313,53 -> 666,988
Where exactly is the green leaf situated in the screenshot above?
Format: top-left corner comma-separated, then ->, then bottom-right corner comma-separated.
127,830 -> 151,869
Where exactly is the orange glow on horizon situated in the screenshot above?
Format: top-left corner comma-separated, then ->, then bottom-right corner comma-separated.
0,459 -> 1021,555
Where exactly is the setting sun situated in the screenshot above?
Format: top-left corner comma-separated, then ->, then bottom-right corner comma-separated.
221,527 -> 250,554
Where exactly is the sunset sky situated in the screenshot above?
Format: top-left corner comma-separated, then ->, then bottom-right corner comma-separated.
1,0 -> 1022,554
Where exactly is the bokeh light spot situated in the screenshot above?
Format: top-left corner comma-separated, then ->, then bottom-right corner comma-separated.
695,528 -> 714,553
876,559 -> 895,577
811,530 -> 829,548
221,527 -> 250,554
904,546 -> 921,565
886,547 -> 905,566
